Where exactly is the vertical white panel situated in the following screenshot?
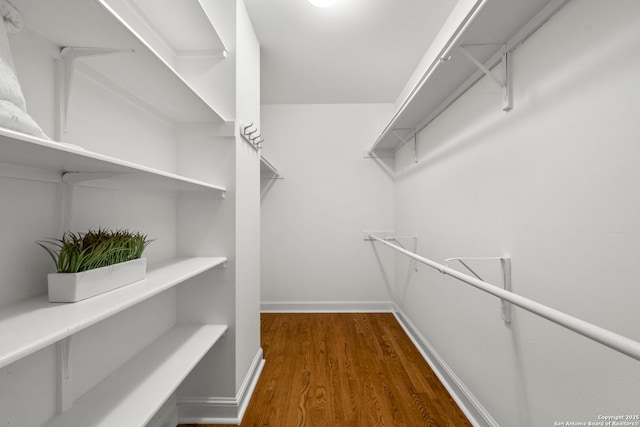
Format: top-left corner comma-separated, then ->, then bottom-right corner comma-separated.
234,0 -> 261,393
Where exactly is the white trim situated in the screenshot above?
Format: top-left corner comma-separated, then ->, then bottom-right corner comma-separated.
178,348 -> 265,424
260,300 -> 394,313
392,304 -> 499,427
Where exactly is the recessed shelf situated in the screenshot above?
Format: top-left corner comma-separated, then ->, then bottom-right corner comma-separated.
0,256 -> 227,369
43,323 -> 228,427
0,128 -> 226,195
369,0 -> 568,154
11,0 -> 227,124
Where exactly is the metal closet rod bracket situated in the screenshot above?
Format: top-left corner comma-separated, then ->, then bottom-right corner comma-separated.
363,232 -> 419,271
364,128 -> 417,161
391,128 -> 418,163
457,43 -> 512,112
445,256 -> 512,325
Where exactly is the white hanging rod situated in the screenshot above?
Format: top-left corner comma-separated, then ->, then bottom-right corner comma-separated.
367,234 -> 640,362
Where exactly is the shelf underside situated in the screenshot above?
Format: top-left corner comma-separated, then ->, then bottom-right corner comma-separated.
11,0 -> 225,123
0,256 -> 227,369
372,0 -> 565,153
43,324 -> 227,427
110,0 -> 227,56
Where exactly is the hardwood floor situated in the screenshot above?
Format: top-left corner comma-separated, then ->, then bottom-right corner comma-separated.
180,313 -> 471,427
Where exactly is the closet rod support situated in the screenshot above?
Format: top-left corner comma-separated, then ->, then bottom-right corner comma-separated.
390,128 -> 418,162
458,44 -> 512,111
445,256 -> 512,324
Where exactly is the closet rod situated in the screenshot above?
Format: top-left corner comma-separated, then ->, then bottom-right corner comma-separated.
367,234 -> 640,362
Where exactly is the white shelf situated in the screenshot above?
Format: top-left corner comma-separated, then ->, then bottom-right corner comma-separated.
370,0 -> 568,154
43,323 -> 228,427
11,0 -> 226,123
0,256 -> 227,369
0,128 -> 226,194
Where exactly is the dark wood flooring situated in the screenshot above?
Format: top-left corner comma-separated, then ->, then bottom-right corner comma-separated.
180,312 -> 471,427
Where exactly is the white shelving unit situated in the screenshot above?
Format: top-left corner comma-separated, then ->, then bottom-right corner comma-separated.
43,324 -> 228,427
0,257 -> 227,369
369,0 -> 569,155
0,0 -> 256,424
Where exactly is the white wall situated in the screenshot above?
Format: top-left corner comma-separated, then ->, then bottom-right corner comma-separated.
260,103 -> 395,310
233,0 -> 262,395
392,1 -> 640,426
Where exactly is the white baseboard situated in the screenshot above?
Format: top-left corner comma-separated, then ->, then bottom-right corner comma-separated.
392,304 -> 499,427
178,347 -> 265,425
260,300 -> 394,313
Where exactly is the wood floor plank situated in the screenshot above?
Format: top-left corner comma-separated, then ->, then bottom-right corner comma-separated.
179,313 -> 471,427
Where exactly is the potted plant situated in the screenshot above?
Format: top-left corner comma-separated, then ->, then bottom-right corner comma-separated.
37,228 -> 152,302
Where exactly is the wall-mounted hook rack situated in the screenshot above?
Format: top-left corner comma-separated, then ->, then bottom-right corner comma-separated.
239,122 -> 263,152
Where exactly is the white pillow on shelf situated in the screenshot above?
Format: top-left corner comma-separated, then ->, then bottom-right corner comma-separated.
0,0 -> 50,140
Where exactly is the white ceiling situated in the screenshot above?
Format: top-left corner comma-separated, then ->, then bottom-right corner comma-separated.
243,0 -> 456,105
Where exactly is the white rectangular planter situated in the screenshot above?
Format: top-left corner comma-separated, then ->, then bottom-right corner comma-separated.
48,258 -> 147,303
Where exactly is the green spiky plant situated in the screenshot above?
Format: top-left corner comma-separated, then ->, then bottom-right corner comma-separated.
37,229 -> 152,274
